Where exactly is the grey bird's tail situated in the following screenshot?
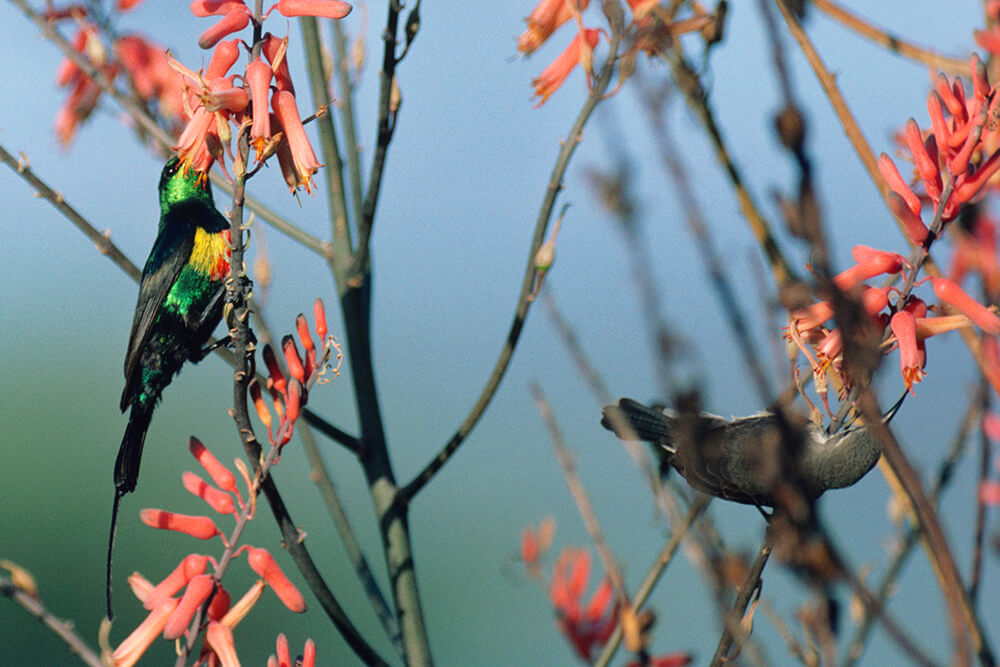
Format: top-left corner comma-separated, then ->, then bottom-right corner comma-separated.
601,398 -> 674,452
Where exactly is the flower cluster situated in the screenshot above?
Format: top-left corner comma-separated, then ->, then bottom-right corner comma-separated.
268,633 -> 317,667
517,0 -> 720,106
171,0 -> 351,190
519,519 -> 691,664
251,299 -> 342,452
46,0 -> 352,193
787,246 -> 1000,402
785,57 -> 1000,408
53,20 -> 120,146
879,54 -> 1000,243
110,439 -> 309,667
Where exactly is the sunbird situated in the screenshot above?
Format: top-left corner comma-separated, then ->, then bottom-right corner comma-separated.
601,395 -> 905,508
106,157 -> 231,618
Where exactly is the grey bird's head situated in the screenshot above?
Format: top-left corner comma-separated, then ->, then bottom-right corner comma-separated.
601,396 -> 904,507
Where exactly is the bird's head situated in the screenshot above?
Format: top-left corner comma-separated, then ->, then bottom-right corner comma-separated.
158,157 -> 214,210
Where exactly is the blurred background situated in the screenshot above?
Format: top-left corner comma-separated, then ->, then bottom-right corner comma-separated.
1,1 -> 996,664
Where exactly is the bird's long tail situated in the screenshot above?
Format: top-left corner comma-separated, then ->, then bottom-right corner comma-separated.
601,398 -> 674,451
107,401 -> 152,619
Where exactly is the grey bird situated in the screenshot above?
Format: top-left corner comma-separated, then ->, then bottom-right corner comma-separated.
601,396 -> 904,507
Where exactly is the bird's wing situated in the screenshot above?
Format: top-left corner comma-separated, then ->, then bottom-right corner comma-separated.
120,224 -> 195,410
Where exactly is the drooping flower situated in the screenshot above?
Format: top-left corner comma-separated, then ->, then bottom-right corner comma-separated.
518,0 -> 589,55
891,310 -> 925,394
111,599 -> 178,667
532,28 -> 601,106
550,548 -> 618,660
271,90 -> 323,193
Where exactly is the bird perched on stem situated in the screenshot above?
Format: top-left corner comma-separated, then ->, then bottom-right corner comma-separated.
107,157 -> 231,618
601,395 -> 904,508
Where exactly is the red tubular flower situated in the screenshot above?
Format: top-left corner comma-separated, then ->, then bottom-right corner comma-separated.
302,639 -> 317,667
953,150 -> 1000,204
207,585 -> 231,620
246,59 -> 273,161
283,381 -> 302,430
117,0 -> 144,10
532,28 -> 601,106
283,336 -> 306,384
931,277 -> 1000,334
861,286 -> 890,317
245,547 -> 307,612
263,344 -> 288,396
206,39 -> 241,79
250,379 -> 274,434
275,0 -> 352,19
140,509 -> 221,540
887,192 -> 928,245
189,437 -> 238,493
111,599 -> 178,667
143,554 -> 210,610
190,0 -> 246,15
163,574 -> 216,639
271,90 -> 323,192
518,0 -> 589,55
199,6 -> 251,49
550,548 -> 618,661
891,310 -> 926,394
205,621 -> 240,667
927,91 -> 951,159
903,118 -> 941,201
314,298 -> 328,341
877,153 -> 921,216
183,472 -> 237,515
262,33 -> 295,93
833,246 -> 904,291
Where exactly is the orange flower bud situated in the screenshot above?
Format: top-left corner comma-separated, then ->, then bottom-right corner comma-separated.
250,379 -> 273,433
275,0 -> 352,19
245,547 -> 306,612
205,621 -> 240,667
283,335 -> 306,384
189,437 -> 238,493
262,344 -> 287,396
207,585 -> 231,621
143,554 -> 210,610
877,153 -> 921,216
887,192 -> 928,245
314,298 -> 328,341
206,39 -> 240,79
183,472 -> 237,515
190,0 -> 245,16
163,574 -> 215,639
931,277 -> 1000,334
198,6 -> 250,50
140,509 -> 221,540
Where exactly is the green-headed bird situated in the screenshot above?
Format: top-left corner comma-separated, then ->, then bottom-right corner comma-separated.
107,157 -> 231,618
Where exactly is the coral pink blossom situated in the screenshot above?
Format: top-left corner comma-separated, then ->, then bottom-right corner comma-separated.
205,621 -> 240,667
518,0 -> 589,55
550,548 -> 618,661
143,554 -> 210,610
245,546 -> 307,612
199,6 -> 251,49
271,90 -> 323,193
275,0 -> 352,19
111,599 -> 178,667
163,574 -> 216,639
246,59 -> 273,161
189,437 -> 238,493
891,310 -> 926,393
931,277 -> 1000,335
532,28 -> 601,106
140,509 -> 221,540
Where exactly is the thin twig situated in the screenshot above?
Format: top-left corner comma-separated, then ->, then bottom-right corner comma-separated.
812,0 -> 968,75
331,19 -> 365,229
1,576 -> 104,667
399,26 -> 625,503
530,382 -> 626,600
709,533 -> 773,666
0,144 -> 140,282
